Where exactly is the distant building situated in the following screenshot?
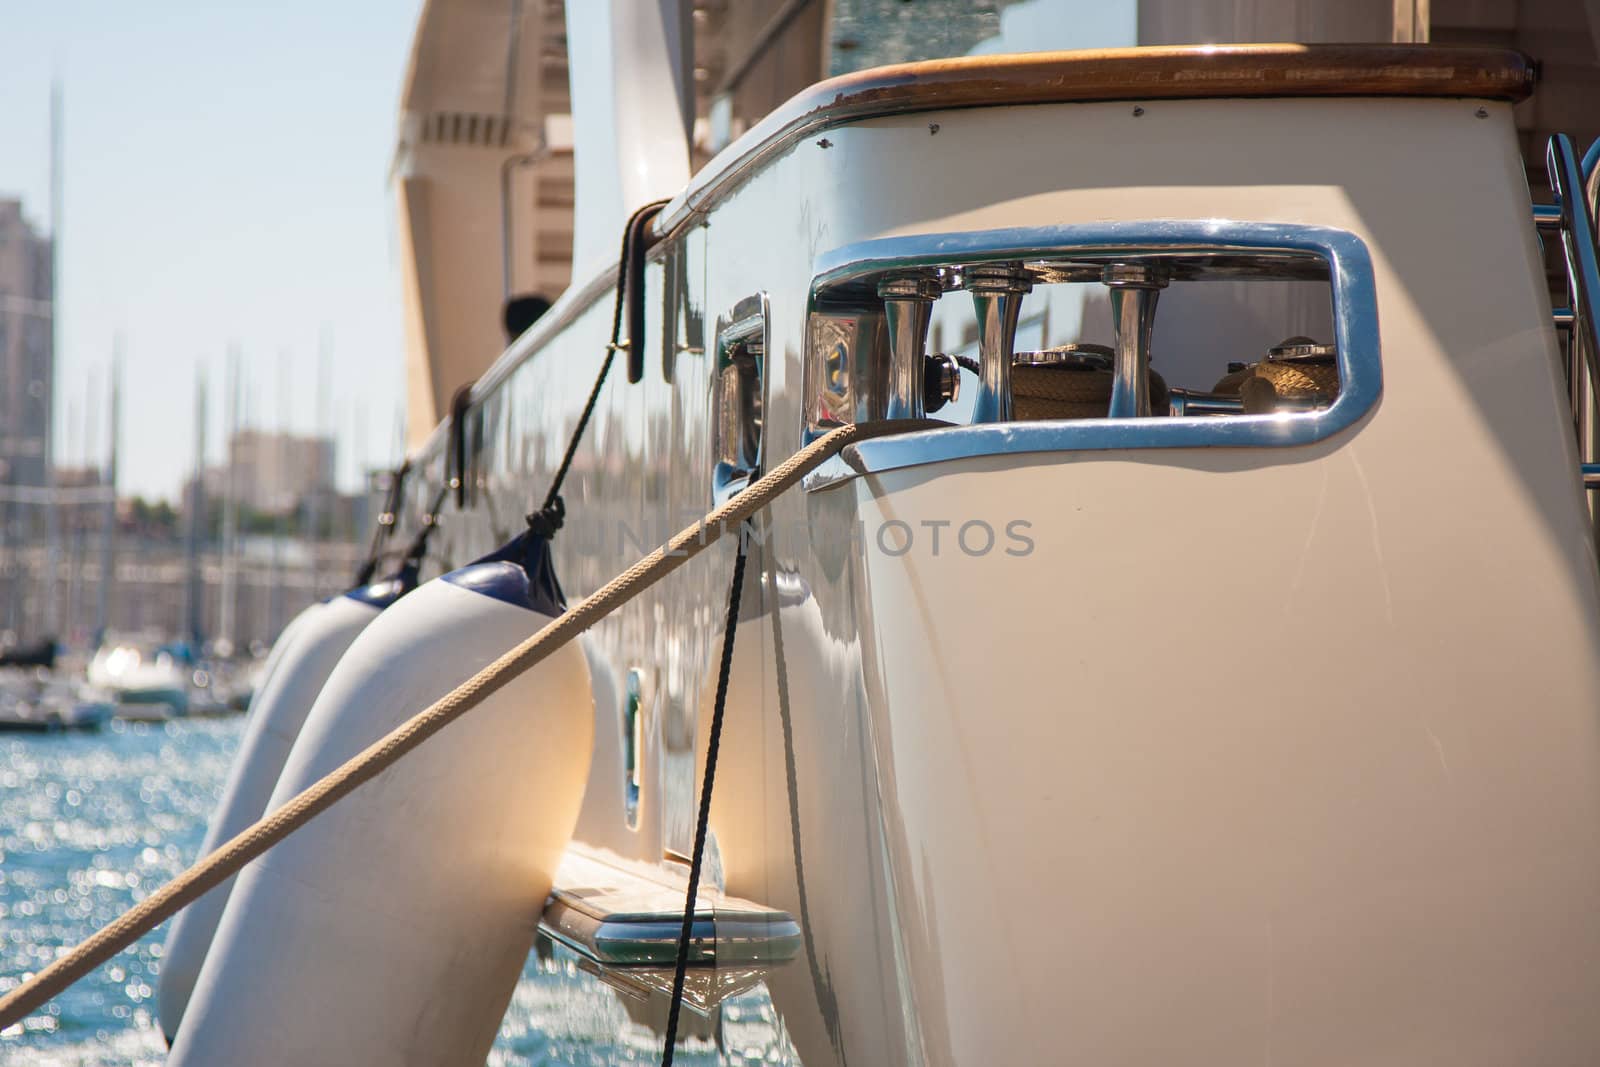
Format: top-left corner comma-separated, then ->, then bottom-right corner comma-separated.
0,198 -> 53,492
53,464 -> 108,534
209,429 -> 336,514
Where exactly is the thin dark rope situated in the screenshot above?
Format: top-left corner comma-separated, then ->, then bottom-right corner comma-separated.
354,460 -> 411,586
397,484 -> 450,571
660,535 -> 748,1066
529,199 -> 667,535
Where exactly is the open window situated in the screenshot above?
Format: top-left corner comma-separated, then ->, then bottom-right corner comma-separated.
803,221 -> 1381,477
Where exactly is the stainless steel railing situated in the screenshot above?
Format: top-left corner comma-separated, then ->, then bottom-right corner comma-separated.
1538,135 -> 1600,500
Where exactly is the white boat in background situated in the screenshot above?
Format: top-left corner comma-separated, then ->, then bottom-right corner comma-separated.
0,671 -> 113,733
87,642 -> 190,719
166,3 -> 1600,1065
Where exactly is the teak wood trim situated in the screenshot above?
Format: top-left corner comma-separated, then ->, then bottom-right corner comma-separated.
660,43 -> 1536,232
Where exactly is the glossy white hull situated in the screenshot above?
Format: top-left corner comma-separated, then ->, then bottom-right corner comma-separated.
383,49 -> 1600,1065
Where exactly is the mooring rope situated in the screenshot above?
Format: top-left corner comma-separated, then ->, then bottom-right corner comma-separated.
0,419 -> 919,1030
660,538 -> 748,1066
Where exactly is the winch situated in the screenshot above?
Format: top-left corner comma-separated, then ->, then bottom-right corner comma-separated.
1009,343 -> 1171,420
1212,335 -> 1341,413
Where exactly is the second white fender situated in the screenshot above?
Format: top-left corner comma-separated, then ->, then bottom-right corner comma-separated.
170,534 -> 593,1067
156,575 -> 413,1041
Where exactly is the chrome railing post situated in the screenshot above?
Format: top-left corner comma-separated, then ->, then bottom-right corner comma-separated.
1103,263 -> 1169,418
1548,135 -> 1600,392
966,265 -> 1032,423
879,275 -> 942,420
1585,139 -> 1599,511
1549,135 -> 1600,526
1583,137 -> 1599,242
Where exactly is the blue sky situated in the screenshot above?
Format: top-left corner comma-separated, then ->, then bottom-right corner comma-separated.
0,0 -> 1140,502
0,1 -> 424,499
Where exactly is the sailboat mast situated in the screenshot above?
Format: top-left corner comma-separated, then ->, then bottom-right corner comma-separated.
41,79 -> 63,638
269,350 -> 288,640
94,348 -> 119,643
63,392 -> 80,640
182,366 -> 206,647
307,331 -> 330,599
218,347 -> 241,654
353,400 -> 367,554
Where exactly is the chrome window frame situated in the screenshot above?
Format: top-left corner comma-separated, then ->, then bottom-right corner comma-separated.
802,220 -> 1382,490
711,291 -> 771,507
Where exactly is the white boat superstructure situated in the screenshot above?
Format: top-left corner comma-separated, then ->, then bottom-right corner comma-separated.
156,7 -> 1600,1066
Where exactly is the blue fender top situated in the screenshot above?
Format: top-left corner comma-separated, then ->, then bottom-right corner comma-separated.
344,578 -> 408,609
442,530 -> 567,617
343,561 -> 421,609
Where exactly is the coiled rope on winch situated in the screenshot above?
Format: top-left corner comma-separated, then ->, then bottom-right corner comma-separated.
0,417 -> 921,1031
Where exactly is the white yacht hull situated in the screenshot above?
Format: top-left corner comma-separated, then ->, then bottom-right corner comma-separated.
391,80 -> 1600,1064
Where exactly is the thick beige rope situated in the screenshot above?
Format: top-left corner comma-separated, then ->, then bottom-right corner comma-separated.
0,420 -> 908,1028
1212,359 -> 1340,412
1012,365 -> 1171,420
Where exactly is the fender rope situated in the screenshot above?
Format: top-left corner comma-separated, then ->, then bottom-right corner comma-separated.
528,198 -> 668,538
0,418 -> 920,1029
393,483 -> 451,576
352,459 -> 411,587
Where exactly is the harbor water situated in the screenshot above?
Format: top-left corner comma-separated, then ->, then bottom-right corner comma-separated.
0,715 -> 791,1065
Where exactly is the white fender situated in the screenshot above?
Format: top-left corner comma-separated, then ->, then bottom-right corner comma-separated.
171,536 -> 593,1067
245,599 -> 320,700
157,579 -> 407,1041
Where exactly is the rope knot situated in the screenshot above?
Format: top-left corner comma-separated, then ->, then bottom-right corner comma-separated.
527,495 -> 566,539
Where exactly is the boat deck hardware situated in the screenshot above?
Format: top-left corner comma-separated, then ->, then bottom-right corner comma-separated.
878,274 -> 942,420
1266,338 -> 1338,362
1542,135 -> 1600,495
923,352 -> 961,414
966,264 -> 1032,422
1103,262 -> 1170,418
1012,343 -> 1114,369
540,846 -> 801,1012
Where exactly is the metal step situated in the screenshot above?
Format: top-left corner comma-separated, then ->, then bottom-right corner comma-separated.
538,844 -> 801,1014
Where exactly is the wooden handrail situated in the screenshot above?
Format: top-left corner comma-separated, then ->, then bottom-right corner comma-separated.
662,43 -> 1537,233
